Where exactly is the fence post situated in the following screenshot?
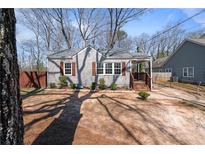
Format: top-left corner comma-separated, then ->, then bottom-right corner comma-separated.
197,81 -> 201,95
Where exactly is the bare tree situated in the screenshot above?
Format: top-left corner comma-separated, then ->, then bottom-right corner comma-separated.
107,8 -> 147,49
18,9 -> 50,71
0,8 -> 24,144
72,9 -> 105,47
134,23 -> 186,60
47,9 -> 73,49
20,40 -> 44,71
187,29 -> 205,39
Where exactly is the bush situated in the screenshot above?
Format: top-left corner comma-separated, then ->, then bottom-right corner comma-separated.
110,83 -> 117,90
70,83 -> 76,89
138,91 -> 150,100
49,82 -> 56,88
91,82 -> 96,90
59,75 -> 68,87
99,78 -> 105,89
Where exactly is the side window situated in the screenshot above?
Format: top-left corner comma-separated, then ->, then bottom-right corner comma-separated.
188,67 -> 194,77
183,67 -> 194,77
64,63 -> 72,75
183,67 -> 188,77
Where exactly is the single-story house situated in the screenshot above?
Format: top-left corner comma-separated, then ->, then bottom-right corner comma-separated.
152,39 -> 205,84
47,46 -> 152,90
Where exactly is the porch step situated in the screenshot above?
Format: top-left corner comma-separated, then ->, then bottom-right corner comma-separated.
133,80 -> 149,91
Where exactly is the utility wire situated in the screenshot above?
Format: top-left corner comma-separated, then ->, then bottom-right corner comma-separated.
144,9 -> 205,44
146,23 -> 205,48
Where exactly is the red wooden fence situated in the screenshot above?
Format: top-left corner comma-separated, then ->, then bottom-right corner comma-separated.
19,71 -> 47,88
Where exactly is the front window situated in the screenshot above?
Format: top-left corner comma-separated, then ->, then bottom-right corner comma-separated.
114,63 -> 121,74
105,63 -> 113,74
97,63 -> 103,74
183,67 -> 194,77
64,63 -> 71,75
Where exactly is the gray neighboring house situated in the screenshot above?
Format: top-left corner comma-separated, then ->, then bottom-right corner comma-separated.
152,39 -> 205,84
47,46 -> 152,90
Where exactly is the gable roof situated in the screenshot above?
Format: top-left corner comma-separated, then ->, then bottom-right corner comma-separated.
152,57 -> 169,68
155,38 -> 205,68
48,48 -> 82,59
187,38 -> 205,46
48,46 -> 151,60
99,48 -> 150,59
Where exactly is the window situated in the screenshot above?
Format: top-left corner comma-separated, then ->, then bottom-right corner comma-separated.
97,62 -> 123,75
165,68 -> 172,73
114,63 -> 121,74
97,63 -> 103,74
64,63 -> 71,75
183,67 -> 194,77
105,63 -> 113,74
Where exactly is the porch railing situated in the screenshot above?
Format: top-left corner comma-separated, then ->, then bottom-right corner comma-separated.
131,72 -> 151,90
130,72 -> 134,89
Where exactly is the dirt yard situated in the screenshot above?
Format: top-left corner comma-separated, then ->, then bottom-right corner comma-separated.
22,87 -> 205,145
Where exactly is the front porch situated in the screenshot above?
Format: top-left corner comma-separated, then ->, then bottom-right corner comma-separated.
130,58 -> 152,91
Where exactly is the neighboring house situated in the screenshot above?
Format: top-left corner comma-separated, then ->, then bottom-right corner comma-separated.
47,46 -> 152,90
152,39 -> 205,84
152,57 -> 169,72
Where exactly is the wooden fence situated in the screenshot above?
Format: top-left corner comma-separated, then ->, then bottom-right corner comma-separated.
19,71 -> 47,88
152,72 -> 172,83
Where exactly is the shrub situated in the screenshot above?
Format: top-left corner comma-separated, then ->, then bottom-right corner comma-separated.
138,91 -> 150,100
110,83 -> 117,90
59,75 -> 68,87
99,78 -> 105,89
70,83 -> 76,89
49,82 -> 56,88
91,82 -> 96,90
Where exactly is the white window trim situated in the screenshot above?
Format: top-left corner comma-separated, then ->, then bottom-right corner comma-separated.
165,68 -> 172,73
64,62 -> 72,75
114,62 -> 122,75
96,63 -> 104,75
97,62 -> 122,75
183,67 -> 194,78
105,63 -> 113,75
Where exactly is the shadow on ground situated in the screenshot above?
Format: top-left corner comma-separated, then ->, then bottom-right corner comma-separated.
25,91 -> 94,145
23,89 -> 205,145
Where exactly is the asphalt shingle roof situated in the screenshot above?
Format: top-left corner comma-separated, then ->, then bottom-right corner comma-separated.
188,38 -> 205,46
48,47 -> 151,59
48,48 -> 81,59
152,57 -> 169,68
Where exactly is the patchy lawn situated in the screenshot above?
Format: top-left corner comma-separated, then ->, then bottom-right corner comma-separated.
22,88 -> 205,145
155,81 -> 205,95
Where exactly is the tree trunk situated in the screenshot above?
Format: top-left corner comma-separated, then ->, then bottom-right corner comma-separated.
0,9 -> 24,144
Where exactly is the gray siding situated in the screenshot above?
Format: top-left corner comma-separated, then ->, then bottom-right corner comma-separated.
47,47 -> 131,88
163,41 -> 205,83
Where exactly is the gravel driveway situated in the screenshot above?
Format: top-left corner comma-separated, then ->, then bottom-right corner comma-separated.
23,87 -> 205,144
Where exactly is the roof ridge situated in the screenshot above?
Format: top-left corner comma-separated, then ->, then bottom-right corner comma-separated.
48,48 -> 71,56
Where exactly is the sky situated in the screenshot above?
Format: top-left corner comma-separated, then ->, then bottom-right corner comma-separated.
123,8 -> 205,37
16,8 -> 205,43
